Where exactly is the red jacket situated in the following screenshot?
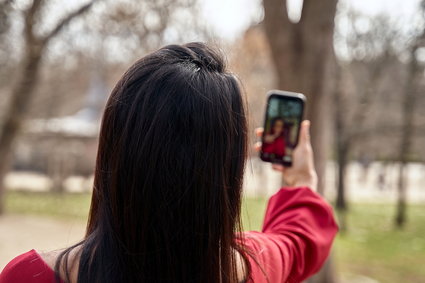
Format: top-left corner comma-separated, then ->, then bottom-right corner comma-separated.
244,187 -> 338,282
262,136 -> 286,157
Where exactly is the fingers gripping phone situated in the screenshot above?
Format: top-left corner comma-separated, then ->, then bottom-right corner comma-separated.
260,90 -> 306,167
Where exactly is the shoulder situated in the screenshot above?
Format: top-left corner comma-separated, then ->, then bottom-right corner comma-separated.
240,232 -> 285,283
0,250 -> 57,283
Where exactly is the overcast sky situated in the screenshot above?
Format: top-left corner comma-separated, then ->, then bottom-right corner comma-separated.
200,0 -> 423,39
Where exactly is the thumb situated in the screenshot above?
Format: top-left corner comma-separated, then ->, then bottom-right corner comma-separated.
299,120 -> 311,145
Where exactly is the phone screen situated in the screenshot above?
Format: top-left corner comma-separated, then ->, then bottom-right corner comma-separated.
260,91 -> 305,166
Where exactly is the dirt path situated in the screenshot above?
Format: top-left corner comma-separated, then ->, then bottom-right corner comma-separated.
0,214 -> 86,269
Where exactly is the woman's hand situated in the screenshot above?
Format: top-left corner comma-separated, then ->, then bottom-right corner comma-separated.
255,120 -> 318,191
263,134 -> 276,143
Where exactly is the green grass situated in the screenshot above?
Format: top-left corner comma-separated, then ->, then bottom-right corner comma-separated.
241,196 -> 268,231
240,198 -> 425,283
4,191 -> 425,282
333,204 -> 425,282
5,190 -> 91,220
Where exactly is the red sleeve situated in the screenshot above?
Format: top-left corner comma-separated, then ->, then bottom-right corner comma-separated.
242,187 -> 338,283
0,250 -> 58,283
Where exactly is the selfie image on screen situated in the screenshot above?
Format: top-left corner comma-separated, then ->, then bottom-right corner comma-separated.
262,97 -> 302,164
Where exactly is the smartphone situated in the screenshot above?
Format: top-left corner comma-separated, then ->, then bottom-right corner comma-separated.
260,90 -> 306,166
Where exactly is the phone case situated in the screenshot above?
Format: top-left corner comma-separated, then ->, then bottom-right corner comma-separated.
260,90 -> 306,166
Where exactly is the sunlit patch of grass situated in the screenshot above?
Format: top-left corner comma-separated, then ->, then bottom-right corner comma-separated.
5,190 -> 91,220
241,197 -> 268,231
333,203 -> 425,282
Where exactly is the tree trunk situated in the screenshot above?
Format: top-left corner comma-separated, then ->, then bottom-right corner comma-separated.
0,47 -> 43,213
395,163 -> 407,227
263,1 -> 338,282
332,62 -> 349,233
336,146 -> 348,210
263,0 -> 338,194
332,62 -> 346,206
395,42 -> 420,228
335,142 -> 349,232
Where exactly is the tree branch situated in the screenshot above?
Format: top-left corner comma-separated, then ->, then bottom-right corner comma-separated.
24,0 -> 44,43
42,0 -> 97,45
0,0 -> 14,36
27,0 -> 44,21
300,0 -> 338,32
263,0 -> 291,32
262,0 -> 293,86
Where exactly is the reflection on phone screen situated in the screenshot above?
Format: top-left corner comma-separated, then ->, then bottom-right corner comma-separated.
262,97 -> 302,164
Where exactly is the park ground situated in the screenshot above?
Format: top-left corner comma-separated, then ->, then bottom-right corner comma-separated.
1,161 -> 425,282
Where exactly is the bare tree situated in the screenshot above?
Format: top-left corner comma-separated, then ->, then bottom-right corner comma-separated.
262,0 -> 338,195
395,9 -> 425,227
95,0 -> 200,58
0,0 -> 209,206
333,13 -> 398,228
0,0 -> 97,213
332,60 -> 349,225
0,0 -> 13,59
0,0 -> 16,87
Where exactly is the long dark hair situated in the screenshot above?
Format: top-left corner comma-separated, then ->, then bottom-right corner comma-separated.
55,42 -> 250,283
269,117 -> 284,137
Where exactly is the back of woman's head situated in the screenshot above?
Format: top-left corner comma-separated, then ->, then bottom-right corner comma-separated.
65,43 -> 248,283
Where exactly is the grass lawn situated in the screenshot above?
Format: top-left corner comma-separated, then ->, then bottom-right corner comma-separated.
5,190 -> 91,220
4,191 -> 425,282
333,204 -> 425,282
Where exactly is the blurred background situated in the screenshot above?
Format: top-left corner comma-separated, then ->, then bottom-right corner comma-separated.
0,0 -> 424,282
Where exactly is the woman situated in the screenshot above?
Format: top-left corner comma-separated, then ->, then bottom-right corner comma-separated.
262,117 -> 286,158
0,43 -> 337,283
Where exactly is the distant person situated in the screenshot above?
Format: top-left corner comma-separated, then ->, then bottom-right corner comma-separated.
0,43 -> 338,283
358,153 -> 372,183
377,163 -> 387,191
263,117 -> 286,158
